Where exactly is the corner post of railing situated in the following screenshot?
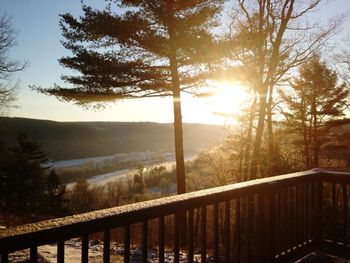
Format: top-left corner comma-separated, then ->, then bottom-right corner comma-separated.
257,181 -> 276,263
311,168 -> 324,246
1,251 -> 9,263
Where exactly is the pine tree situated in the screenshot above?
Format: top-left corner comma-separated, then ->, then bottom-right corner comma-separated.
36,0 -> 224,194
6,133 -> 51,211
280,56 -> 349,168
0,140 -> 12,208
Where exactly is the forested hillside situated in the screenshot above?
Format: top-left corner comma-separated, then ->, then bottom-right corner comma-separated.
0,117 -> 227,160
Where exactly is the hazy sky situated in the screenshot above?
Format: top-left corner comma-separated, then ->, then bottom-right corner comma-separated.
2,0 -> 350,124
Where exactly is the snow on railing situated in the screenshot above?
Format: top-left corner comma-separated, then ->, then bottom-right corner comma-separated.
0,169 -> 349,263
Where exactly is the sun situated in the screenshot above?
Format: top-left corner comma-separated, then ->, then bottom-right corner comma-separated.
208,82 -> 251,118
181,81 -> 252,125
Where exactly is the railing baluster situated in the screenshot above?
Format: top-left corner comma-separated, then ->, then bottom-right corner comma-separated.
315,181 -> 323,245
276,190 -> 281,256
213,203 -> 219,263
343,184 -> 348,246
57,240 -> 64,263
271,190 -> 276,257
159,216 -> 165,263
300,184 -> 305,245
30,246 -> 37,262
174,213 -> 180,263
332,182 -> 336,242
142,221 -> 148,263
304,183 -> 309,243
293,186 -> 297,248
312,182 -> 316,241
235,198 -> 241,262
247,196 -> 253,258
103,230 -> 110,263
82,234 -> 89,263
284,189 -> 288,253
1,252 -> 8,263
187,209 -> 194,263
124,225 -> 130,263
295,185 -> 300,247
288,187 -> 293,251
243,197 -> 249,262
257,186 -> 274,263
224,200 -> 230,262
298,184 -> 303,246
308,182 -> 313,242
201,206 -> 207,263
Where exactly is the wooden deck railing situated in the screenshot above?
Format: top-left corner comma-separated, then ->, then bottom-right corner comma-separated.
0,169 -> 349,262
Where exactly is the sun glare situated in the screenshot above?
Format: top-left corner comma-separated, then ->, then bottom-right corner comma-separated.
208,82 -> 250,118
181,82 -> 251,125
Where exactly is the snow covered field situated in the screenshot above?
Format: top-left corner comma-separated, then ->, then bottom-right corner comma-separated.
48,151 -> 175,169
57,152 -> 197,189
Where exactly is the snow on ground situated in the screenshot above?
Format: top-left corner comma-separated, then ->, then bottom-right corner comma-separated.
47,151 -> 176,169
47,155 -> 117,169
33,239 -> 207,263
38,239 -> 122,263
65,153 -> 197,189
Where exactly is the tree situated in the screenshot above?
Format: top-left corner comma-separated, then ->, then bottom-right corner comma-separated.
0,133 -> 66,213
46,170 -> 66,213
0,140 -> 13,208
8,133 -> 48,211
36,0 -> 224,194
132,166 -> 145,195
0,14 -> 27,115
66,179 -> 92,213
337,45 -> 350,86
280,56 -> 349,168
224,0 -> 339,178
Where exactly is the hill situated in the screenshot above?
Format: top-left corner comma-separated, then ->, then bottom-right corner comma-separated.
0,117 -> 228,160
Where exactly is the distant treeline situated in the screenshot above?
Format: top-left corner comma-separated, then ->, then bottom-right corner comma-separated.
0,117 -> 227,160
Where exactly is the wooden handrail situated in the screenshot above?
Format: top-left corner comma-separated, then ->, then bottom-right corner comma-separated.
1,169 -> 349,262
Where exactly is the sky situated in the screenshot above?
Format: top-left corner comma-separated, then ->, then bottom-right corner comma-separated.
1,0 -> 350,124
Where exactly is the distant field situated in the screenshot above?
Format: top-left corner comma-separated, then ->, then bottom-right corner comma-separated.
0,117 -> 228,160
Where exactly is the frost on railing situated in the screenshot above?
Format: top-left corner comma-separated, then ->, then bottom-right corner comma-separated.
1,169 -> 350,263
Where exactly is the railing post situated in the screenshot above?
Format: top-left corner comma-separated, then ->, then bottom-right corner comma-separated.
315,181 -> 323,246
257,183 -> 275,263
1,251 -> 8,263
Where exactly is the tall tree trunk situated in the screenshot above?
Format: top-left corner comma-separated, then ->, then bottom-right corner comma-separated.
243,96 -> 257,181
167,0 -> 186,194
313,111 -> 319,168
172,89 -> 186,194
301,94 -> 310,169
304,124 -> 310,169
311,97 -> 319,168
238,131 -> 243,182
250,91 -> 267,179
249,0 -> 294,179
267,84 -> 275,176
249,0 -> 268,180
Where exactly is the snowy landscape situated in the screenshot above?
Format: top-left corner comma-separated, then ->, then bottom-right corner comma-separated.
50,151 -> 197,188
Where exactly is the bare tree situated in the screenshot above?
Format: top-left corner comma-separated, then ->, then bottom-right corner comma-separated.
225,0 -> 340,178
0,14 -> 27,115
337,44 -> 350,86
